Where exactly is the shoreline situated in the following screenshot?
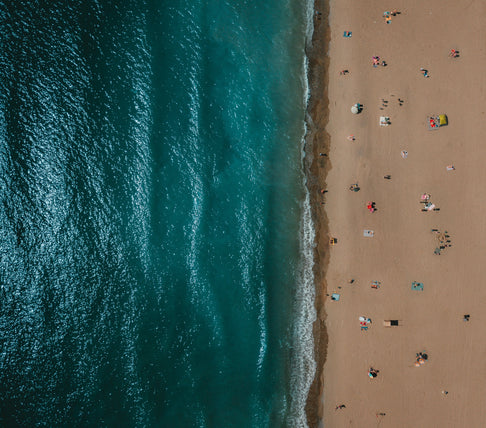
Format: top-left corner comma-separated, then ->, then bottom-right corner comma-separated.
303,0 -> 330,426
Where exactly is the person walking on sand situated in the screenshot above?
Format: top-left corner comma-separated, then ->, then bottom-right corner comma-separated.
420,67 -> 429,78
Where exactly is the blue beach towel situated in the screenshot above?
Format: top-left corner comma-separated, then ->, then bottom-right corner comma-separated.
411,281 -> 424,291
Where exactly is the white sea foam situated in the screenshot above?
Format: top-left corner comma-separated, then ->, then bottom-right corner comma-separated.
287,0 -> 318,426
287,184 -> 317,428
304,0 -> 316,50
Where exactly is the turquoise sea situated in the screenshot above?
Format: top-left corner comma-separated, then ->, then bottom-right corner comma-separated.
0,0 -> 316,426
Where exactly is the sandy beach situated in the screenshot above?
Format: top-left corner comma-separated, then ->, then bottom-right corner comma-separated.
306,1 -> 486,426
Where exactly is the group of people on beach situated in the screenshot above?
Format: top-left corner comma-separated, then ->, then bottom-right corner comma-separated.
383,9 -> 399,24
414,352 -> 428,367
372,56 -> 386,68
368,367 -> 379,378
331,8 -> 465,416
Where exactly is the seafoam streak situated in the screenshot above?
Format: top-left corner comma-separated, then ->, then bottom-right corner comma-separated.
287,0 -> 317,425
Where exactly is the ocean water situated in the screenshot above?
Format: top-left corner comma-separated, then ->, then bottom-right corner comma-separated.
0,0 -> 316,426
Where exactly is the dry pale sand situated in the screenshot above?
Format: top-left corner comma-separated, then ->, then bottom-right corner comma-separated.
319,1 -> 486,427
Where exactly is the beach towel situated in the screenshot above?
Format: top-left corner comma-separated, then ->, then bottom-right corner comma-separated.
379,116 -> 390,126
411,281 -> 424,291
331,293 -> 340,301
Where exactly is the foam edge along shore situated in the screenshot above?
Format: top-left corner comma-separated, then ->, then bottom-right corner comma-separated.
302,0 -> 331,427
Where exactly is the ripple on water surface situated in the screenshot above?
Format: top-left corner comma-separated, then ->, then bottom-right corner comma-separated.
0,0 -> 316,426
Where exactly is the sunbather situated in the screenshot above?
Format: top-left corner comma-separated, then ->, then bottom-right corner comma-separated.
368,368 -> 378,378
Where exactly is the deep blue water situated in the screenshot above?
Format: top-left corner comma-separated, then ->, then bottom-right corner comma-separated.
0,1 -> 316,426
